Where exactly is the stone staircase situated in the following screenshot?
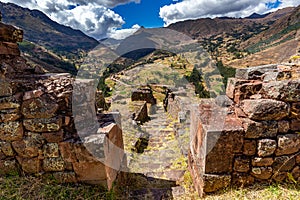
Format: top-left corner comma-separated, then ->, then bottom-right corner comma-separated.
125,102 -> 188,199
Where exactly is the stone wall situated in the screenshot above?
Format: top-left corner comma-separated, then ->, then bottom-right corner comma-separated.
0,20 -> 124,190
189,64 -> 300,197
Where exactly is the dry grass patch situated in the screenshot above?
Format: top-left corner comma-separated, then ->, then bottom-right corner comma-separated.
0,175 -> 112,200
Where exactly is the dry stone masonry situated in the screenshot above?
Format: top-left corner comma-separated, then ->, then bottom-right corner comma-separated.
0,19 -> 124,190
189,64 -> 300,197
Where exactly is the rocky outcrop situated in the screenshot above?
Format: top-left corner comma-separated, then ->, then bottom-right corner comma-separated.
189,64 -> 300,197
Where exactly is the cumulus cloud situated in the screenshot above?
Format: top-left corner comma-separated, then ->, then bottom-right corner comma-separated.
160,0 -> 300,26
1,0 -> 141,39
108,24 -> 141,40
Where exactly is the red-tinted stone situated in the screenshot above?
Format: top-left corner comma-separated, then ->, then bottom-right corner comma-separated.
0,122 -> 23,141
276,134 -> 300,156
16,156 -> 41,174
23,117 -> 62,132
232,173 -> 255,187
42,130 -> 64,143
251,167 -> 273,180
252,157 -> 274,167
234,157 -> 250,173
243,140 -> 256,156
257,139 -> 277,157
22,94 -> 59,119
241,99 -> 290,121
203,174 -> 231,193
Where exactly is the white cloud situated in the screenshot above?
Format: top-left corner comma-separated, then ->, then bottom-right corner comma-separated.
108,24 -> 141,40
1,0 -> 141,39
279,0 -> 300,8
50,4 -> 125,39
2,0 -> 140,9
159,0 -> 300,26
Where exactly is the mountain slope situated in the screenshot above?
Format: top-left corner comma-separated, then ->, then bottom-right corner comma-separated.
0,2 -> 99,56
0,2 -> 100,73
168,7 -> 298,68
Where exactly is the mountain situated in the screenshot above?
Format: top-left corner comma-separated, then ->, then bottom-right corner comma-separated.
0,2 -> 100,73
245,13 -> 270,19
168,6 -> 299,68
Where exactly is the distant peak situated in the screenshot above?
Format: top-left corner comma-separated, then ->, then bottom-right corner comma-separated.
245,12 -> 270,19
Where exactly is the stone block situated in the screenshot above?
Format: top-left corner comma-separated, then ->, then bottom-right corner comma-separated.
262,80 -> 300,102
0,121 -> 23,141
23,90 -> 44,101
235,64 -> 278,80
0,95 -> 21,110
0,141 -> 15,157
215,95 -> 233,107
234,81 -> 262,103
241,99 -> 290,121
21,94 -> 59,119
83,134 -> 106,160
276,134 -> 300,156
16,157 -> 41,174
203,174 -> 231,193
252,157 -> 274,167
0,159 -> 18,175
43,143 -> 59,158
0,42 -> 20,55
205,128 -> 244,174
0,79 -> 16,97
251,167 -> 273,179
0,22 -> 23,43
226,78 -> 238,99
296,154 -> 300,164
0,112 -> 21,123
73,161 -> 107,183
257,139 -> 277,157
290,120 -> 300,131
278,120 -> 290,133
243,140 -> 256,156
130,101 -> 149,124
234,157 -> 250,173
232,173 -> 255,187
43,157 -> 65,172
59,142 -> 77,163
273,156 -> 295,172
23,117 -> 62,132
243,119 -> 277,139
42,130 -> 64,143
131,87 -> 156,105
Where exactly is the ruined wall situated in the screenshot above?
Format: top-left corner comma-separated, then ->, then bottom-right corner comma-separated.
0,20 -> 124,190
189,64 -> 300,197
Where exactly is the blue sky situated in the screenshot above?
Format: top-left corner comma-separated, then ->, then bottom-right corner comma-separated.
2,0 -> 300,39
113,0 -> 177,28
266,0 -> 282,9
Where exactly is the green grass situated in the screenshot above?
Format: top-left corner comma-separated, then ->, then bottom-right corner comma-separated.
205,183 -> 300,200
0,176 -> 110,200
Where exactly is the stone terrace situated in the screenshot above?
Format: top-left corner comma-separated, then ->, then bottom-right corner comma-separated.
189,64 -> 300,197
0,19 -> 124,190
